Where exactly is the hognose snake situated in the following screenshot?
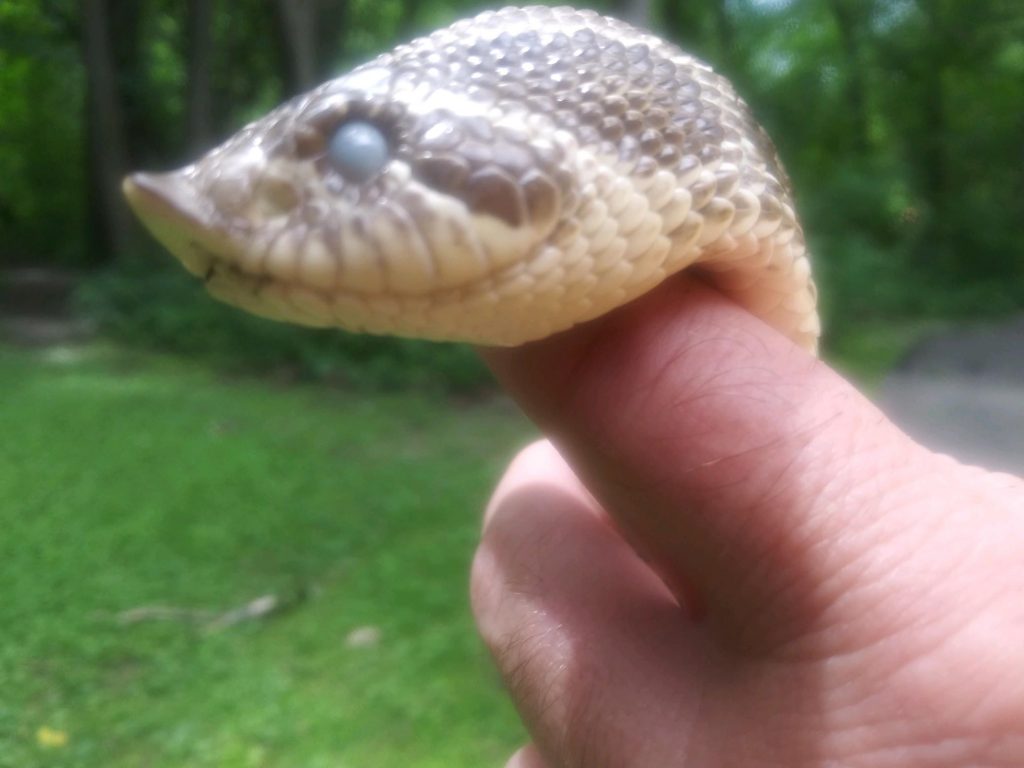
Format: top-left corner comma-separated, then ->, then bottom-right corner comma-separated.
123,6 -> 820,353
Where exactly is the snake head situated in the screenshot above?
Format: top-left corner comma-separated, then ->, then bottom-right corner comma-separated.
124,51 -> 576,341
125,7 -> 819,349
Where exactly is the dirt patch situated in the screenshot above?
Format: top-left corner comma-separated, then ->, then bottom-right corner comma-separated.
0,268 -> 97,347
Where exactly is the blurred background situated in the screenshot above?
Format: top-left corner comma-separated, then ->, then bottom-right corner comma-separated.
1,0 -> 1022,765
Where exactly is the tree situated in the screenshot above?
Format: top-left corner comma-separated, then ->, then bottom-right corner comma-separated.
273,0 -> 352,96
274,0 -> 319,93
80,0 -> 133,258
186,0 -> 215,152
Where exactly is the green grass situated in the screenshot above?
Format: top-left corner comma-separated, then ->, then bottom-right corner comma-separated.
0,345 -> 533,767
0,318 -> 915,767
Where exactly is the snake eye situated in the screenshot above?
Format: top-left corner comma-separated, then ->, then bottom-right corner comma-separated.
327,120 -> 391,182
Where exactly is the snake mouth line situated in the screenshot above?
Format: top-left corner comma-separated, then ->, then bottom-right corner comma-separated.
123,173 -> 306,305
203,257 -> 275,295
123,171 -> 518,304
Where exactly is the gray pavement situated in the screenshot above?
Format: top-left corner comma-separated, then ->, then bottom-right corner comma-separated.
875,316 -> 1024,476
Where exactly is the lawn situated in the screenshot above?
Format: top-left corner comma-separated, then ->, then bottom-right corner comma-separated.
0,317 -> 917,767
0,344 -> 533,767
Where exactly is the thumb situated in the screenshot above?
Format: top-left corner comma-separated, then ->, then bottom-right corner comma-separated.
480,277 -> 936,649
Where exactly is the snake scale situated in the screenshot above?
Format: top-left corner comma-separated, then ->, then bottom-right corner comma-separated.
123,5 -> 820,353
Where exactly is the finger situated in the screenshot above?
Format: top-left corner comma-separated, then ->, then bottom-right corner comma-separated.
483,439 -> 701,613
479,277 -> 939,647
483,440 -> 604,530
505,744 -> 550,768
472,441 -> 707,767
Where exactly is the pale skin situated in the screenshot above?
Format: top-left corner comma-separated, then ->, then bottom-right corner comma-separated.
472,277 -> 1024,767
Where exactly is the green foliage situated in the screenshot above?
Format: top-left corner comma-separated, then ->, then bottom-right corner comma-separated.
0,3 -> 86,265
76,256 -> 493,393
0,346 -> 530,766
730,0 -> 1024,345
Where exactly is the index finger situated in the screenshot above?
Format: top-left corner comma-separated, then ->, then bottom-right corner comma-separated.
479,277 -> 933,644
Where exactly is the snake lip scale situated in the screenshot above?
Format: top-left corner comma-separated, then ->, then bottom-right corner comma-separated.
124,5 -> 821,353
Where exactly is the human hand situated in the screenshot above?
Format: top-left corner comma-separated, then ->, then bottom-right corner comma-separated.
473,278 -> 1024,767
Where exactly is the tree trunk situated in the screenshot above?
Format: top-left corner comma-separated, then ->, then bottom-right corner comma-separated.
274,0 -> 319,94
316,0 -> 350,79
186,0 -> 216,152
81,0 -> 132,260
108,0 -> 147,161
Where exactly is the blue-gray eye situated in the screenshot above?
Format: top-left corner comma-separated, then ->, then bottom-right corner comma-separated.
327,121 -> 390,182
